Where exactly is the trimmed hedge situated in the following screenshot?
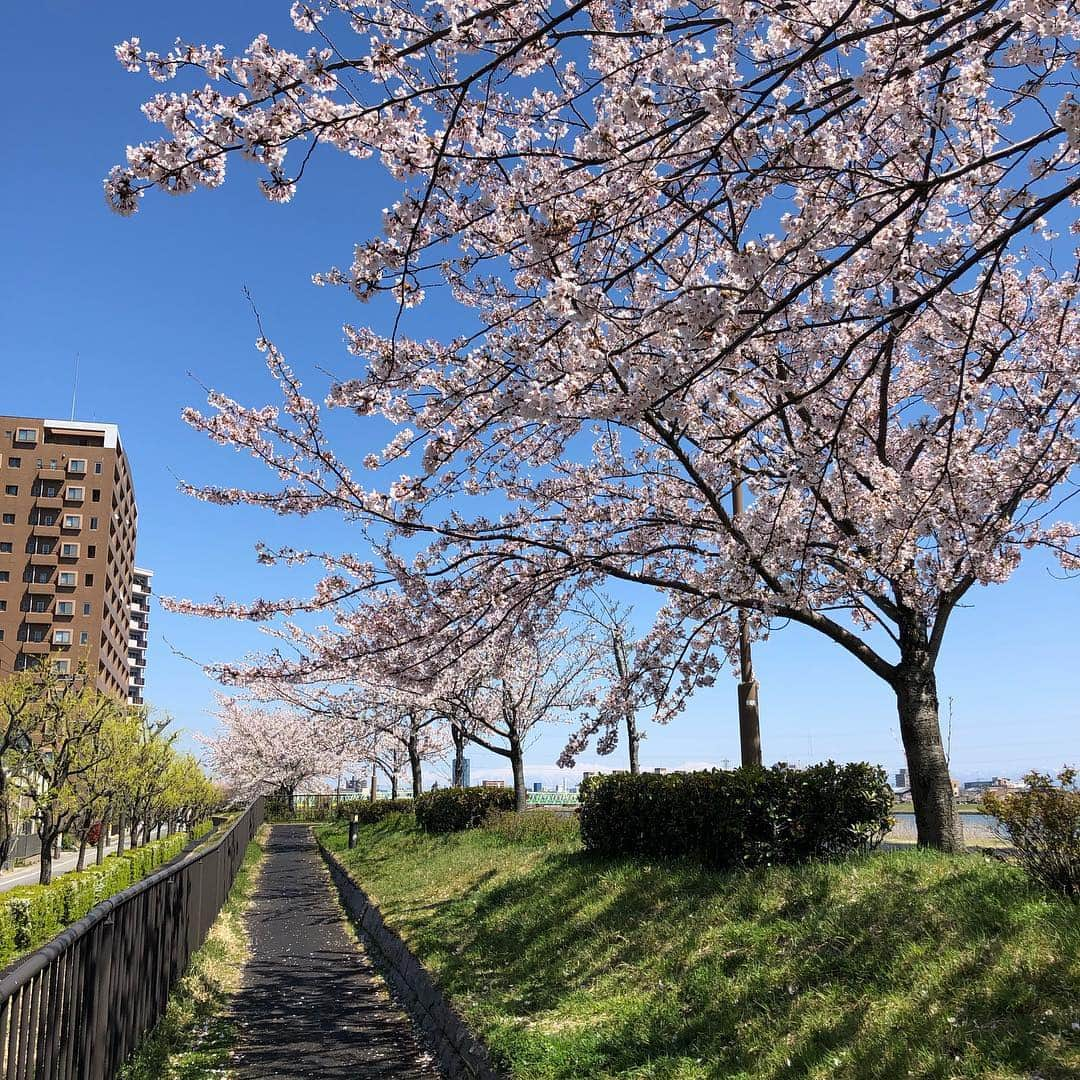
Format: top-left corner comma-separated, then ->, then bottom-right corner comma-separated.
0,823 -> 209,970
579,762 -> 892,867
414,787 -> 516,833
334,798 -> 415,824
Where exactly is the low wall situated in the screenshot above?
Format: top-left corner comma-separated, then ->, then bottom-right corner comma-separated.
317,839 -> 505,1080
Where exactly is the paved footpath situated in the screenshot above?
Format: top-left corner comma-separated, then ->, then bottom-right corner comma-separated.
231,824 -> 440,1079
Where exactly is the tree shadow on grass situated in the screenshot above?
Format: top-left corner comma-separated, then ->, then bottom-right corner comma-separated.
375,844 -> 1079,1079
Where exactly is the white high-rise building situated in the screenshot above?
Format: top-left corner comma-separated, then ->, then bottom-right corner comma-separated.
127,566 -> 153,706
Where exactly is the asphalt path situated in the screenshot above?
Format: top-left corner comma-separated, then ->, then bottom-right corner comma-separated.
231,824 -> 439,1079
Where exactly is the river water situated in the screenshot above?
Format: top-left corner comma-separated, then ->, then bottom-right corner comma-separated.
889,812 -> 1000,844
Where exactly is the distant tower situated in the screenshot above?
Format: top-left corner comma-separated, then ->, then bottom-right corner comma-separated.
461,758 -> 471,787
894,768 -> 909,789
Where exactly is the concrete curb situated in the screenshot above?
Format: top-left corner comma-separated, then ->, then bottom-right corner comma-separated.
317,837 -> 507,1080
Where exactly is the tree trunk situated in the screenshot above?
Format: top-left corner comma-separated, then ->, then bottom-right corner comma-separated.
625,709 -> 641,774
894,638 -> 964,852
408,735 -> 423,798
37,813 -> 57,885
0,775 -> 13,869
116,813 -> 126,856
390,773 -> 399,800
97,818 -> 108,866
509,738 -> 527,812
369,765 -> 377,802
452,724 -> 466,787
76,833 -> 88,873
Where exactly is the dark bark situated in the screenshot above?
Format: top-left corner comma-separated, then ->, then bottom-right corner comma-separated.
732,477 -> 763,767
37,811 -> 58,885
390,773 -> 399,800
451,723 -> 466,787
96,817 -> 108,866
116,813 -> 126,856
76,833 -> 88,873
509,736 -> 527,812
408,734 -> 423,798
893,628 -> 964,852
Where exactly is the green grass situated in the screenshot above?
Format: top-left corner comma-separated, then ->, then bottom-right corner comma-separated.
119,829 -> 267,1080
319,816 -> 1079,1080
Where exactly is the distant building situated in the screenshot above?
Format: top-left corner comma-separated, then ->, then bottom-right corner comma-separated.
481,779 -> 504,788
654,767 -> 668,774
0,416 -> 141,699
894,768 -> 909,789
127,566 -> 152,705
532,782 -> 543,792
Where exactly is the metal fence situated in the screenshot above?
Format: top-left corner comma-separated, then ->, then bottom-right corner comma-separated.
264,792 -> 403,821
0,796 -> 264,1080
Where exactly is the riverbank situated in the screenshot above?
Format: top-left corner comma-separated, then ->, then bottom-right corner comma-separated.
319,815 -> 1079,1079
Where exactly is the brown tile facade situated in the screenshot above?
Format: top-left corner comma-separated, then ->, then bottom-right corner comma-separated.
0,416 -> 140,700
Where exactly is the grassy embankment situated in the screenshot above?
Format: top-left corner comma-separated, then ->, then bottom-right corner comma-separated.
319,814 -> 1079,1080
119,827 -> 267,1080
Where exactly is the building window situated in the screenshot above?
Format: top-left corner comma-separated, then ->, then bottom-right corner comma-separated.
1,514 -> 13,524
63,514 -> 81,529
58,571 -> 77,587
67,459 -> 87,474
60,543 -> 79,558
53,659 -> 70,675
0,572 -> 9,583
53,630 -> 72,645
87,545 -> 96,558
0,601 -> 6,612
83,573 -> 94,586
79,631 -> 89,646
4,486 -> 17,496
15,428 -> 37,443
91,489 -> 101,503
0,542 -> 10,553
89,516 -> 98,530
57,601 -> 74,615
7,457 -> 20,468
94,462 -> 102,474
66,486 -> 84,501
82,602 -> 91,616
27,626 -> 47,643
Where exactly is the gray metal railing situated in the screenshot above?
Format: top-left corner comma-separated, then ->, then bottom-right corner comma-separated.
0,797 -> 264,1079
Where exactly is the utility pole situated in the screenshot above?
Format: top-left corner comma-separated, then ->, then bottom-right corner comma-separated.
732,474 -> 762,767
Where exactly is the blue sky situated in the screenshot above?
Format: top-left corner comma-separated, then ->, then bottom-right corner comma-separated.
0,2 -> 1075,786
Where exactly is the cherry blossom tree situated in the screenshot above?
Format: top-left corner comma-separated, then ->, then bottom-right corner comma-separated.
562,591 -> 725,774
201,696 -> 352,802
109,2 -> 1080,850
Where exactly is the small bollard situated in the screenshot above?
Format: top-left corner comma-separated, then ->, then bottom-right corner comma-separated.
348,814 -> 359,849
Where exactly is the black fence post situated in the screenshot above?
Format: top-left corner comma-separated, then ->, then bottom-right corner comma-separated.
0,799 -> 265,1080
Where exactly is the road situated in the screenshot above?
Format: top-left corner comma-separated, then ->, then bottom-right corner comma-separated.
0,834 -> 125,892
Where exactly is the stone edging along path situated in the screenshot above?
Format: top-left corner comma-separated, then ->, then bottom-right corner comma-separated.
316,836 -> 506,1080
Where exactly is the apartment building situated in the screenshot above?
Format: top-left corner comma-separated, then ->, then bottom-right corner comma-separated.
128,567 -> 153,706
0,416 -> 139,699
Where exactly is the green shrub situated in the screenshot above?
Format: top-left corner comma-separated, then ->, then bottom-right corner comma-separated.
335,798 -> 414,824
414,787 -> 517,833
579,762 -> 892,867
982,767 -> 1079,901
0,903 -> 15,969
4,885 -> 63,954
483,809 -> 581,846
0,829 -> 197,971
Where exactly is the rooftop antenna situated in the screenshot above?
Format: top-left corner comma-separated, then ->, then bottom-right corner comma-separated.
70,353 -> 80,421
